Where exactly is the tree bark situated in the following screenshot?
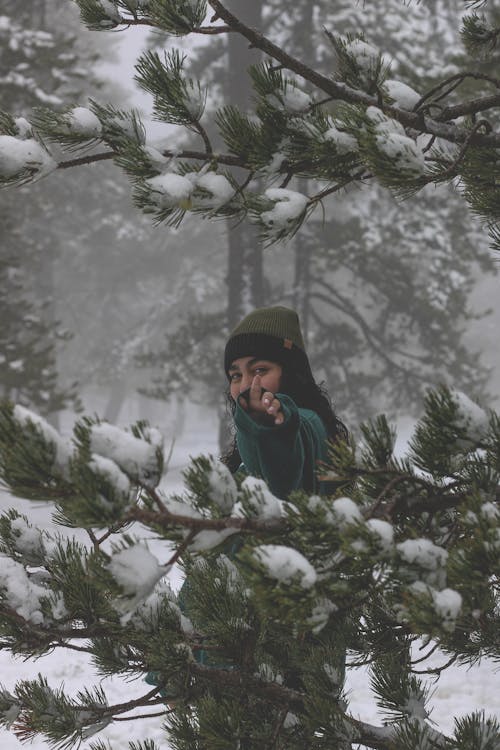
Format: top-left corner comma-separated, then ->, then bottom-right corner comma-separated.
225,0 -> 264,330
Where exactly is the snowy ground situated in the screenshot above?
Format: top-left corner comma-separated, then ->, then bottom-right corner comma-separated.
0,407 -> 498,748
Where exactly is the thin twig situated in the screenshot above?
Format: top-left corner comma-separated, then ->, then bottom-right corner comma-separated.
308,170 -> 367,203
268,706 -> 289,749
113,710 -> 169,721
434,119 -> 492,180
164,529 -> 198,568
193,121 -> 213,155
147,486 -> 167,513
415,72 -> 500,112
364,474 -> 410,520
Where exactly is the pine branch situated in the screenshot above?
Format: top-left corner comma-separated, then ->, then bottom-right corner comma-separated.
208,0 -> 500,148
189,662 -> 303,708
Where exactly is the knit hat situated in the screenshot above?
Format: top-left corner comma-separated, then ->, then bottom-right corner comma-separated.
224,305 -> 314,380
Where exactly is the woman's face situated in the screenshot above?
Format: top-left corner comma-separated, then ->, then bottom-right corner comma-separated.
228,356 -> 282,402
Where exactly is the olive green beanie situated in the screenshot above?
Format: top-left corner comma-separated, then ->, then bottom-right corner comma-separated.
224,305 -> 313,380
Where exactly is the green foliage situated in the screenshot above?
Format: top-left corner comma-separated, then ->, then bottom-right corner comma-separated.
12,676 -> 112,749
147,0 -> 207,35
461,11 -> 500,57
453,711 -> 500,750
74,0 -> 121,31
0,401 -> 70,502
370,649 -> 431,723
326,31 -> 391,95
0,388 -> 499,747
135,49 -> 206,126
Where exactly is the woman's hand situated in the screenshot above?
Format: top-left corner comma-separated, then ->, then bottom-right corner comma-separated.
238,375 -> 284,425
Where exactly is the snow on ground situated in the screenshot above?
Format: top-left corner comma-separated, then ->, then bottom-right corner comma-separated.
0,407 -> 498,749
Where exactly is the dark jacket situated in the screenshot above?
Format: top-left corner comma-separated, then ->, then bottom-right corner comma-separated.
234,393 -> 330,499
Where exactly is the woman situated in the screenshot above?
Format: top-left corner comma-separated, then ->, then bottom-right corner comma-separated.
222,305 -> 347,498
147,306 -> 347,697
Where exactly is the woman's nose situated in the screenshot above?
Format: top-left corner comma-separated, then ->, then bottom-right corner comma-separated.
239,373 -> 252,392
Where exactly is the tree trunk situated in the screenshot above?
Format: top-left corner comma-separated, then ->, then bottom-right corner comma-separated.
290,2 -> 316,343
225,0 -> 264,329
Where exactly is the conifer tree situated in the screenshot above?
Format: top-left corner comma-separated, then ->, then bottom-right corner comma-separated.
0,386 -> 498,749
0,0 -> 101,415
1,6 -> 500,744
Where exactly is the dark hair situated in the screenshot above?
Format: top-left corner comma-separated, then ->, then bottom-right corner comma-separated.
221,363 -> 348,473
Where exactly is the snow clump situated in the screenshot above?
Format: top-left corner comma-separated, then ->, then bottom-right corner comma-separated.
192,172 -> 234,208
107,544 -> 168,622
13,405 -> 73,478
146,173 -> 194,209
397,538 -> 448,588
146,171 -> 234,211
9,516 -> 46,564
432,587 -> 462,632
97,0 -> 121,24
268,86 -> 311,113
323,124 -> 358,154
240,476 -> 282,520
88,454 -> 132,500
0,136 -> 57,180
308,597 -> 338,633
260,188 -> 308,228
366,106 -> 425,175
344,38 -> 379,70
253,544 -> 317,588
14,117 -> 32,138
328,497 -> 363,529
366,518 -> 394,554
450,390 -> 489,444
383,80 -> 420,110
207,457 -> 238,514
89,423 -> 163,486
127,580 -> 193,634
63,107 -> 102,138
188,528 -> 238,553
0,555 -> 65,624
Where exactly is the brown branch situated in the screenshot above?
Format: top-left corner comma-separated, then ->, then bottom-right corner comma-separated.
189,662 -> 303,707
193,121 -> 213,155
193,25 -> 233,35
365,474 -> 411,520
437,92 -> 500,122
308,169 -> 368,203
415,72 -> 500,113
57,148 -> 245,171
112,709 -> 170,720
191,663 -> 449,750
72,687 -> 166,723
165,529 -> 198,567
57,151 -> 115,168
147,486 -> 167,513
268,707 -> 289,749
118,16 -> 234,34
127,506 -> 283,534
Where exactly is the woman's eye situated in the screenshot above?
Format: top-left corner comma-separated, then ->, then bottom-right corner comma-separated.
230,373 -> 241,381
255,368 -> 268,375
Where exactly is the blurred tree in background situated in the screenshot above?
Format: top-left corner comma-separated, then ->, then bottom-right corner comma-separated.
134,0 -> 495,430
2,0 -> 500,434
